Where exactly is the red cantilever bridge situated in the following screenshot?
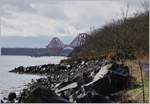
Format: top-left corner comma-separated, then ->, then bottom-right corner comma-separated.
1,33 -> 88,56
46,33 -> 88,50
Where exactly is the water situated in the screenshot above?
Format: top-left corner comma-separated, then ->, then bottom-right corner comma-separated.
0,56 -> 67,99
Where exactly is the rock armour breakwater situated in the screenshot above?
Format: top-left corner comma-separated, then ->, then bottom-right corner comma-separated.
8,60 -> 130,103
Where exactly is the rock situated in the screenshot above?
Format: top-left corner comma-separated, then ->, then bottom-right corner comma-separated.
17,66 -> 25,72
91,94 -> 111,103
1,100 -> 4,103
8,92 -> 16,102
22,87 -> 69,103
56,82 -> 78,93
81,61 -> 85,65
9,59 -> 131,103
84,64 -> 112,86
60,92 -> 70,101
76,92 -> 111,103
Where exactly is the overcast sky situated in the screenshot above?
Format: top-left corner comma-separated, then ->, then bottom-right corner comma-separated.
0,0 -> 145,37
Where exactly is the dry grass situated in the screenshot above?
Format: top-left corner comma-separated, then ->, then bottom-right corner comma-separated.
124,60 -> 142,81
124,59 -> 149,103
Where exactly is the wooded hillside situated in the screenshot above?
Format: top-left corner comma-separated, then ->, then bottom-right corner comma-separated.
72,11 -> 149,60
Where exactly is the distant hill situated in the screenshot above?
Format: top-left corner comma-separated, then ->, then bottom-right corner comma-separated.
1,48 -> 50,56
1,47 -> 74,57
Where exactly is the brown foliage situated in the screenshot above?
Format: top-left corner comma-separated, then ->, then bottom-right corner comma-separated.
74,11 -> 149,60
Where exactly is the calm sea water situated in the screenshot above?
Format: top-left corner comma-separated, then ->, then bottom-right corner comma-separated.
0,56 -> 67,99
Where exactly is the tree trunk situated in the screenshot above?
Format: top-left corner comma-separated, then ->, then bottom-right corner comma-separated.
138,60 -> 145,102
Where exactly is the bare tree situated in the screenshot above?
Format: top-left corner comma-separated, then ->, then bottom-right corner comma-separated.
141,0 -> 149,12
121,3 -> 130,22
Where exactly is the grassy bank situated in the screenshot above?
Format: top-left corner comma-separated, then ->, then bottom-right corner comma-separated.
124,60 -> 149,103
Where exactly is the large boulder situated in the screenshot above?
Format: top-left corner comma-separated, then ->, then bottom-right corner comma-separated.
53,62 -> 130,102
76,92 -> 111,103
7,92 -> 16,103
22,87 -> 69,103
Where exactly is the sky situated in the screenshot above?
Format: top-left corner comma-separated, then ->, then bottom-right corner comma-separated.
0,0 -> 146,47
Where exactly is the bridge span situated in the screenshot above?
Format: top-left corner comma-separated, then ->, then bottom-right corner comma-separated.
1,33 -> 89,56
47,33 -> 88,49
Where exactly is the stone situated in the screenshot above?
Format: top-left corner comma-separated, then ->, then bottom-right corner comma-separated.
8,92 -> 16,102
76,92 -> 111,103
22,87 -> 69,103
9,60 -> 131,103
1,100 -> 4,103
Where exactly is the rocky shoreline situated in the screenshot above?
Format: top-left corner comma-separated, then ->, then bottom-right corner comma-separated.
2,59 -> 132,103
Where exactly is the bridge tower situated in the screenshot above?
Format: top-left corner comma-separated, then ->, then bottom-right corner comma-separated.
70,33 -> 88,48
47,37 -> 64,49
46,37 -> 65,55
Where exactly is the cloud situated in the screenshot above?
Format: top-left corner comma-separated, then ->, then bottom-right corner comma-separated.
0,0 -> 36,17
0,0 -> 143,37
30,3 -> 67,20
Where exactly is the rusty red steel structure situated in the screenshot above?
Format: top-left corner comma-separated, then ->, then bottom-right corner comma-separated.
70,33 -> 88,48
46,37 -> 65,49
47,33 -> 88,50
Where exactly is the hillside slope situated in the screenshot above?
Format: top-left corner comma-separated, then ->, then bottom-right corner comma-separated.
72,11 -> 149,60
